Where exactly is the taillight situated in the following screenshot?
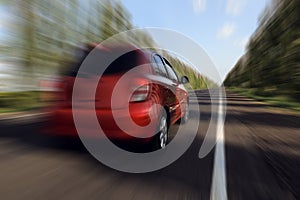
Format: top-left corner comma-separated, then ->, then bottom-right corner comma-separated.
56,81 -> 67,101
130,84 -> 150,102
39,79 -> 67,102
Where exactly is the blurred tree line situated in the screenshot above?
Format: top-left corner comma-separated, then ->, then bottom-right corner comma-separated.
1,0 -> 215,91
224,0 -> 300,99
7,0 -> 135,83
162,53 -> 217,89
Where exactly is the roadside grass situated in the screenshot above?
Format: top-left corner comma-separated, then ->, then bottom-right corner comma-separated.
0,91 -> 43,113
227,87 -> 300,112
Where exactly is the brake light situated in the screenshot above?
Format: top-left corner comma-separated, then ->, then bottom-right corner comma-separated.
39,79 -> 67,102
130,84 -> 150,102
56,81 -> 68,101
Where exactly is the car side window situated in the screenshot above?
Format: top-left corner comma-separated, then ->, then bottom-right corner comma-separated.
163,58 -> 179,82
153,54 -> 167,77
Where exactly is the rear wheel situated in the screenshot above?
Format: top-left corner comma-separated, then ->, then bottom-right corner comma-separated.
152,114 -> 168,150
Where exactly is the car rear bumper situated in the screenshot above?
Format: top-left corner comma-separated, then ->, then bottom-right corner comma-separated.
43,106 -> 159,142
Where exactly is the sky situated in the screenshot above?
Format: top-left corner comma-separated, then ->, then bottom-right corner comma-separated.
121,0 -> 269,81
0,7 -> 8,41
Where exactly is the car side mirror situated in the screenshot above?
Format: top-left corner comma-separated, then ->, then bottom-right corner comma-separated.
181,76 -> 189,84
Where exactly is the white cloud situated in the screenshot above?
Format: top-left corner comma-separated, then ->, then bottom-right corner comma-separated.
226,0 -> 247,16
216,22 -> 236,39
193,0 -> 206,14
234,35 -> 250,48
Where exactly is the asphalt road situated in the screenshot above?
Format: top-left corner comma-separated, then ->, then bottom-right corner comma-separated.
0,89 -> 299,200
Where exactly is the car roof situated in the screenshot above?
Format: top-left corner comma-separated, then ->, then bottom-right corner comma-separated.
86,42 -> 158,60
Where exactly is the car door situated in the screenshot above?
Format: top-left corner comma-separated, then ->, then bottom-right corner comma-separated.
152,54 -> 176,116
162,58 -> 186,122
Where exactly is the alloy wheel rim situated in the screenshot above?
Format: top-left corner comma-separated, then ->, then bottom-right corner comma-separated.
159,116 -> 168,148
185,103 -> 189,121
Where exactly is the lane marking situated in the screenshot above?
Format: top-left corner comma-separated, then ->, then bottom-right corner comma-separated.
210,97 -> 228,200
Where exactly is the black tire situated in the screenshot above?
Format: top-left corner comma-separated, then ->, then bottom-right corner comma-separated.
181,101 -> 189,124
152,113 -> 169,150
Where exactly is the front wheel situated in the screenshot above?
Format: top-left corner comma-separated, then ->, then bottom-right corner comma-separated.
181,101 -> 189,124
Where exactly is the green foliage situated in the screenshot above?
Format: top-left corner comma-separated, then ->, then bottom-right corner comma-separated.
162,53 -> 217,90
224,0 -> 300,100
1,0 -> 135,77
228,87 -> 300,112
0,91 -> 41,112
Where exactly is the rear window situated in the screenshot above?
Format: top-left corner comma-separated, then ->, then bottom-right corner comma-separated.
65,48 -> 148,77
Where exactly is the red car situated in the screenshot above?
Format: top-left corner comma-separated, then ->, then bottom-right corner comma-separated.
45,43 -> 189,150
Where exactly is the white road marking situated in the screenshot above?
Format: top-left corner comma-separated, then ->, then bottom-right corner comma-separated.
210,97 -> 228,200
